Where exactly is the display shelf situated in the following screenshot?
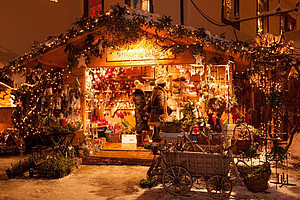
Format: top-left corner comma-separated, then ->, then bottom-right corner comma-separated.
141,77 -> 155,80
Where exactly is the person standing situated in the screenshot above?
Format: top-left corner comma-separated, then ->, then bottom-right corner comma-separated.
149,77 -> 168,142
133,80 -> 149,146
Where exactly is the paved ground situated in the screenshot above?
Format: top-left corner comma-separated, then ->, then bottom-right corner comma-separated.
0,154 -> 300,200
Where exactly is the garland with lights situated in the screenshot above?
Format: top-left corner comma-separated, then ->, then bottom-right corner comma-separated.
9,67 -> 85,148
243,34 -> 300,151
0,4 -> 298,151
10,68 -> 63,139
2,4 -> 298,75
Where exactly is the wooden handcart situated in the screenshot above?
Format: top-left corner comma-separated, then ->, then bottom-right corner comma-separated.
147,122 -> 241,199
160,151 -> 232,199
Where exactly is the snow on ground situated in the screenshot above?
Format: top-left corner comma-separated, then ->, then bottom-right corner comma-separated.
0,154 -> 300,200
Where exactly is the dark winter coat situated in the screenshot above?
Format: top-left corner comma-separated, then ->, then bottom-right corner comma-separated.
149,86 -> 167,126
133,89 -> 149,132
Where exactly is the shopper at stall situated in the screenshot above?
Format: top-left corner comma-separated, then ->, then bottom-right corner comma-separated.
133,80 -> 149,147
149,77 -> 168,142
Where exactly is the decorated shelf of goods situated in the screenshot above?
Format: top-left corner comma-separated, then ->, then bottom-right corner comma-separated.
187,92 -> 198,98
141,77 -> 155,80
91,119 -> 108,127
173,77 -> 187,82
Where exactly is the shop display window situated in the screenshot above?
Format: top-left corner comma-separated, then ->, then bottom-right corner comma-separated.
85,59 -> 233,142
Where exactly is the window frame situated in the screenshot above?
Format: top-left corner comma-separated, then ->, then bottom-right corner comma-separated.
256,0 -> 269,35
221,0 -> 240,30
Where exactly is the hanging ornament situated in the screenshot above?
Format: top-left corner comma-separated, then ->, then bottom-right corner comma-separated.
190,68 -> 196,76
98,40 -> 104,54
56,96 -> 62,110
77,54 -> 87,68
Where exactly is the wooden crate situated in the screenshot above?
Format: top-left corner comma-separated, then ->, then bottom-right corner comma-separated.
162,151 -> 230,177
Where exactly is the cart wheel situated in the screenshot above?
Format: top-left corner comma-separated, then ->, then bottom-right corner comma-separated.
206,175 -> 232,199
162,166 -> 193,196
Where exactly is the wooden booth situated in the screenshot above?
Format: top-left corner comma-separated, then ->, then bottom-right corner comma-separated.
2,5 -> 248,153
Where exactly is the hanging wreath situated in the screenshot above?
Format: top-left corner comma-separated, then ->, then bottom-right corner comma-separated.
207,96 -> 226,115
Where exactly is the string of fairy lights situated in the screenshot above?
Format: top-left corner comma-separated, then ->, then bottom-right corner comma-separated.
10,69 -> 63,138
2,5 -> 296,74
0,4 -> 298,139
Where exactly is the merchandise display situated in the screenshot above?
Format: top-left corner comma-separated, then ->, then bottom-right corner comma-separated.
83,61 -> 235,145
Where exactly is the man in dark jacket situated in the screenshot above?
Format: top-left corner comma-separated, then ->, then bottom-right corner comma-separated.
149,77 -> 168,142
133,80 -> 149,146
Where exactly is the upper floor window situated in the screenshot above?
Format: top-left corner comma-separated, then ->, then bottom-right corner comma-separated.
86,0 -> 103,18
222,0 -> 240,30
257,0 -> 269,35
125,0 -> 153,12
280,14 -> 296,34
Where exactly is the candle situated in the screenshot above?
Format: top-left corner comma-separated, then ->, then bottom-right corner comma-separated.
60,118 -> 66,126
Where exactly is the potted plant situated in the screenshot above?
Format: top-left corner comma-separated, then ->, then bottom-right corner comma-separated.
37,156 -> 75,179
238,161 -> 271,193
237,144 -> 271,193
230,123 -> 252,154
160,118 -> 182,133
252,127 -> 263,144
5,157 -> 35,178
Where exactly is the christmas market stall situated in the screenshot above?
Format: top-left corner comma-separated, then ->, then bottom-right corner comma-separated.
0,5 -> 299,184
0,5 -> 246,153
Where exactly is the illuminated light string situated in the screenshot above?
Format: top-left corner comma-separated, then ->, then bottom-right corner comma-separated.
2,5 -> 296,75
10,70 -> 65,138
2,5 -> 298,138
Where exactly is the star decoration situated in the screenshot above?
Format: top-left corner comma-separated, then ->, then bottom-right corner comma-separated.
193,54 -> 204,65
0,90 -> 9,100
77,54 -> 87,68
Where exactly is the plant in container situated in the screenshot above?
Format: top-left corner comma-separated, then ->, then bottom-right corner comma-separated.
37,156 -> 75,179
252,127 -> 263,144
230,123 -> 252,155
160,119 -> 182,133
5,157 -> 35,178
237,143 -> 271,193
238,162 -> 271,193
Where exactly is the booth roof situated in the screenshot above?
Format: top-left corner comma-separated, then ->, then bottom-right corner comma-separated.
4,4 -> 293,71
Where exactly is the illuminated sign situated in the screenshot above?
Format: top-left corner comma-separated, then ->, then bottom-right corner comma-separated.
106,39 -> 175,62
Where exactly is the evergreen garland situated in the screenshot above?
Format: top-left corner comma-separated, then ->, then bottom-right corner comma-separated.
0,4 -> 298,148
1,4 -> 297,74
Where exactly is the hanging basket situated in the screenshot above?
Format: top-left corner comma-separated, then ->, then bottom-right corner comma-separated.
238,162 -> 271,193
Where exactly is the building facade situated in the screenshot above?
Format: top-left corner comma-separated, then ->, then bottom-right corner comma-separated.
0,0 -> 84,62
92,0 -> 299,42
0,0 -> 299,65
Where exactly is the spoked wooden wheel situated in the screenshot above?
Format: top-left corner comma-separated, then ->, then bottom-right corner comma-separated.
206,175 -> 232,199
162,166 -> 193,196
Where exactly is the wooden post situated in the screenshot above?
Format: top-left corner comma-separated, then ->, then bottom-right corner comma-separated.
70,66 -> 86,145
81,68 -> 87,138
169,74 -> 173,96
